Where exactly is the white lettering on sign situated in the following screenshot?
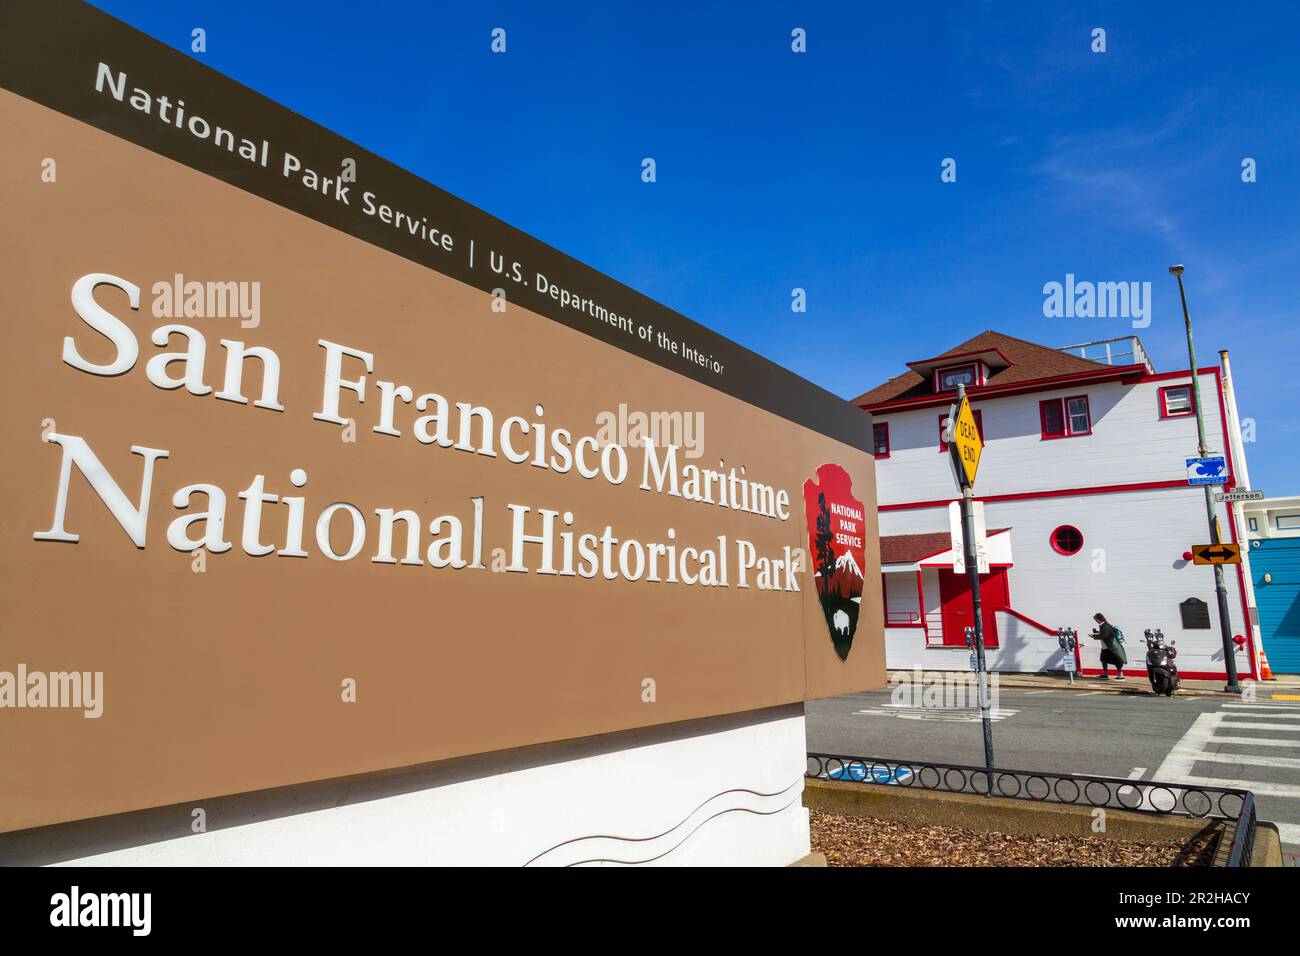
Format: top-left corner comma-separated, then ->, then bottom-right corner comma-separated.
34,270 -> 812,593
830,501 -> 863,549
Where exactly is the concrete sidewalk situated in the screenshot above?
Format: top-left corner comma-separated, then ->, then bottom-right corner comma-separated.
889,669 -> 1300,700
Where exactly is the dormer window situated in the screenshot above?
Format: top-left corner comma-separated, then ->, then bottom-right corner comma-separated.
935,362 -> 980,392
901,347 -> 1009,399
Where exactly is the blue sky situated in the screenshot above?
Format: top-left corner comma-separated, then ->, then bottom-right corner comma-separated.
91,0 -> 1299,493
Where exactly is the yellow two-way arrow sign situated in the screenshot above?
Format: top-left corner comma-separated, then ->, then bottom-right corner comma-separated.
1190,543 -> 1241,566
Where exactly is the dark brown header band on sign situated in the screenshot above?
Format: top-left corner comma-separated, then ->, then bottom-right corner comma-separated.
0,0 -> 873,453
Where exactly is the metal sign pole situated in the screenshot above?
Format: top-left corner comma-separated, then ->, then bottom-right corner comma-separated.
951,383 -> 996,787
1171,265 -> 1241,694
962,480 -> 996,781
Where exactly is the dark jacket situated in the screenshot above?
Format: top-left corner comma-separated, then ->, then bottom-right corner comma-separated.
1097,622 -> 1127,664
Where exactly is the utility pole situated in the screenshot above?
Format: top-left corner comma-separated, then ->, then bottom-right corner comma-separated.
1169,265 -> 1241,694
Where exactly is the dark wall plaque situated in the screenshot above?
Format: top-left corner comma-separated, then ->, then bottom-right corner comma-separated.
1180,598 -> 1212,629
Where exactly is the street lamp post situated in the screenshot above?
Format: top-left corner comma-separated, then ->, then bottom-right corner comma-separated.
1169,264 -> 1241,694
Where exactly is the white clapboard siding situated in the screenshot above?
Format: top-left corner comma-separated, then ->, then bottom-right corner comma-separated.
874,372 -> 1227,506
983,490 -> 1247,675
872,366 -> 1247,676
883,614 -> 1069,674
922,567 -> 943,641
989,611 -> 1073,673
883,571 -> 921,620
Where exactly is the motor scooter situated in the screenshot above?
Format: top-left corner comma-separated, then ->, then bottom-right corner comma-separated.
1142,628 -> 1180,696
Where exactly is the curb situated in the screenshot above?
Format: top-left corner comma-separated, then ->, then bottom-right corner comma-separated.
998,677 -> 1227,699
888,670 -> 1300,700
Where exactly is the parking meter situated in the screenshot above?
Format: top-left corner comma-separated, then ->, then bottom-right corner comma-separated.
1056,627 -> 1077,683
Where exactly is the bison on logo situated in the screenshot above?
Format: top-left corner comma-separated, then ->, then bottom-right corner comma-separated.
802,463 -> 866,662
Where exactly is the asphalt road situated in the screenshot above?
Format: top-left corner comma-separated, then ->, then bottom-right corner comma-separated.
806,686 -> 1300,856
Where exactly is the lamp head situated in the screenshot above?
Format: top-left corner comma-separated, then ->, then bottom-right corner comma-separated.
1168,264 -> 1185,277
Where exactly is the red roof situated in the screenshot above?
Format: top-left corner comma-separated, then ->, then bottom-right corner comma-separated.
853,330 -> 1112,408
880,531 -> 951,565
880,528 -> 1011,565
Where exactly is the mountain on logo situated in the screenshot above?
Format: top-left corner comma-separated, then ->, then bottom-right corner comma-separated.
819,549 -> 863,600
836,550 -> 862,579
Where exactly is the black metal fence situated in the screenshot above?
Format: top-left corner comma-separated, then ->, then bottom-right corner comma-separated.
1226,792 -> 1256,866
807,753 -> 1257,867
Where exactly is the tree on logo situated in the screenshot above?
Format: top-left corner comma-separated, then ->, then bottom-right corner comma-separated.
815,492 -> 835,588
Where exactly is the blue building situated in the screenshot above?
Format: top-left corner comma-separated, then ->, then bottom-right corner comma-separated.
1245,496 -> 1300,674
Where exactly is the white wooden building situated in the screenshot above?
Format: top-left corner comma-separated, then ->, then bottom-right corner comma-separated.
856,331 -> 1257,679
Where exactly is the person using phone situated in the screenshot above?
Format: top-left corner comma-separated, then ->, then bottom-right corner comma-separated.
1090,612 -> 1126,680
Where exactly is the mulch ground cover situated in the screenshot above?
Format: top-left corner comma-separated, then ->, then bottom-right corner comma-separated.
810,809 -> 1217,867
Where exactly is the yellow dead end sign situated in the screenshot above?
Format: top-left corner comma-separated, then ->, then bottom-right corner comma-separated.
949,393 -> 983,488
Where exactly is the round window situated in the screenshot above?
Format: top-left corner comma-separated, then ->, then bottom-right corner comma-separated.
1051,525 -> 1084,556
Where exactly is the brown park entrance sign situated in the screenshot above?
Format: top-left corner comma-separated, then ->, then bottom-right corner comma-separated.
0,0 -> 884,832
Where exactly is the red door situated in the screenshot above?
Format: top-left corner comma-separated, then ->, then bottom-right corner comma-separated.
937,567 -> 1008,647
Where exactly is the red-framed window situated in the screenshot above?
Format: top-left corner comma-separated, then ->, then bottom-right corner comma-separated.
1040,395 -> 1091,439
1159,384 -> 1194,419
1050,525 -> 1084,556
938,410 -> 982,452
933,362 -> 981,393
872,422 -> 890,459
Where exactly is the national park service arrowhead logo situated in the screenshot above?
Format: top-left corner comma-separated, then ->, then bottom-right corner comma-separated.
802,463 -> 865,662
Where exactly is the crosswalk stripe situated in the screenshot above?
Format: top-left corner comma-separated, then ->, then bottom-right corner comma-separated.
851,707 -> 1017,723
1170,776 -> 1300,800
1154,713 -> 1221,780
1211,735 -> 1299,748
1216,720 -> 1300,732
1224,702 -> 1300,709
1188,752 -> 1300,771
1117,767 -> 1147,803
1146,707 -> 1300,851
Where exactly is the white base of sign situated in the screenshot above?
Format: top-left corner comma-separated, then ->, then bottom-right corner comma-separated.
0,705 -> 810,867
